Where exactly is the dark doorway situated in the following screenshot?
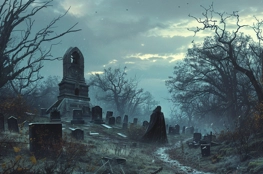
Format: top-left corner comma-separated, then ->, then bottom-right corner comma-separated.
75,88 -> 79,95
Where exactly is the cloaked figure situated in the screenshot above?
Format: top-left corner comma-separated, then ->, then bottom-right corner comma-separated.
141,106 -> 168,144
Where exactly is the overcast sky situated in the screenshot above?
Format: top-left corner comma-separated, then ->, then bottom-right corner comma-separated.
33,0 -> 263,115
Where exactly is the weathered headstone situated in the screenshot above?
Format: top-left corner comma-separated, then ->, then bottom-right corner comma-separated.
123,115 -> 128,124
108,117 -> 116,125
193,133 -> 202,143
168,126 -> 176,135
106,111 -> 113,121
175,124 -> 180,134
182,126 -> 186,134
50,109 -> 61,122
142,121 -> 149,128
70,128 -> 84,140
29,123 -> 62,157
92,106 -> 102,121
122,122 -> 128,130
116,116 -> 122,124
0,113 -> 4,132
201,144 -> 210,157
133,118 -> 138,125
71,109 -> 85,124
8,116 -> 19,133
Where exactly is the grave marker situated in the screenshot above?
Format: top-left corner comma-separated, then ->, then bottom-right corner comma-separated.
106,111 -> 113,121
133,118 -> 138,125
69,128 -> 84,140
8,116 -> 19,133
123,115 -> 128,124
116,116 -> 121,124
108,117 -> 116,125
175,124 -> 180,134
92,106 -> 102,121
29,123 -> 62,157
0,113 -> 4,132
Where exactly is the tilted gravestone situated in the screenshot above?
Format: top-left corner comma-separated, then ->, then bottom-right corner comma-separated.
182,126 -> 186,134
116,116 -> 121,124
0,113 -> 4,132
50,109 -> 61,122
108,117 -> 116,125
29,122 -> 62,157
175,124 -> 180,134
142,121 -> 149,128
123,115 -> 128,124
70,128 -> 84,140
105,111 -> 113,121
133,118 -> 138,125
8,116 -> 19,133
71,109 -> 85,124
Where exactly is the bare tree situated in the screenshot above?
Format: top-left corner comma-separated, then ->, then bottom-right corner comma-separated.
89,66 -> 155,117
0,0 -> 80,89
188,3 -> 263,104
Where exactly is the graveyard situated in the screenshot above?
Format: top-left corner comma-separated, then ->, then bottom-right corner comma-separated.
1,109 -> 263,174
0,47 -> 263,174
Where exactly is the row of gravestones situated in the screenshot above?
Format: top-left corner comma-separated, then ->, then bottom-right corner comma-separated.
168,124 -> 195,135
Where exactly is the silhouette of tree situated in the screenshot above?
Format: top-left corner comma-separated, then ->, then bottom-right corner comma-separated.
0,0 -> 80,89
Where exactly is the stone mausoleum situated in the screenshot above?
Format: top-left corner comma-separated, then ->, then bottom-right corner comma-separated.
46,47 -> 91,117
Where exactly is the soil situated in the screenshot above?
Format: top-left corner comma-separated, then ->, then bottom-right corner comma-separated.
0,116 -> 263,174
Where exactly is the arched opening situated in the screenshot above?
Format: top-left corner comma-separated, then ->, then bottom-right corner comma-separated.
71,51 -> 80,64
74,88 -> 79,95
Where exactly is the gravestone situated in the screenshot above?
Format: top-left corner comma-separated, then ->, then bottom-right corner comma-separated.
92,106 -> 102,121
175,124 -> 180,134
201,144 -> 210,157
0,113 -> 4,132
50,109 -> 61,122
142,121 -> 149,128
108,117 -> 116,125
123,115 -> 128,124
193,133 -> 202,143
182,126 -> 186,134
71,109 -> 85,124
8,116 -> 19,133
122,122 -> 128,130
168,126 -> 176,135
40,108 -> 47,116
71,128 -> 84,140
29,123 -> 62,157
133,118 -> 138,125
116,116 -> 121,124
106,111 -> 113,121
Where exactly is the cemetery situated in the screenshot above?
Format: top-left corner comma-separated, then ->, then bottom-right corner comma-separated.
0,46 -> 262,174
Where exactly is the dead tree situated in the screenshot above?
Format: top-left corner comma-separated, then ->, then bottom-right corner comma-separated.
0,0 -> 81,89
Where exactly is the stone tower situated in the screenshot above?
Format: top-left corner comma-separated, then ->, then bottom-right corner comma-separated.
47,47 -> 90,117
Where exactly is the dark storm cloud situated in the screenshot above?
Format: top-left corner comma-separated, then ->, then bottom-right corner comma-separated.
28,0 -> 263,114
